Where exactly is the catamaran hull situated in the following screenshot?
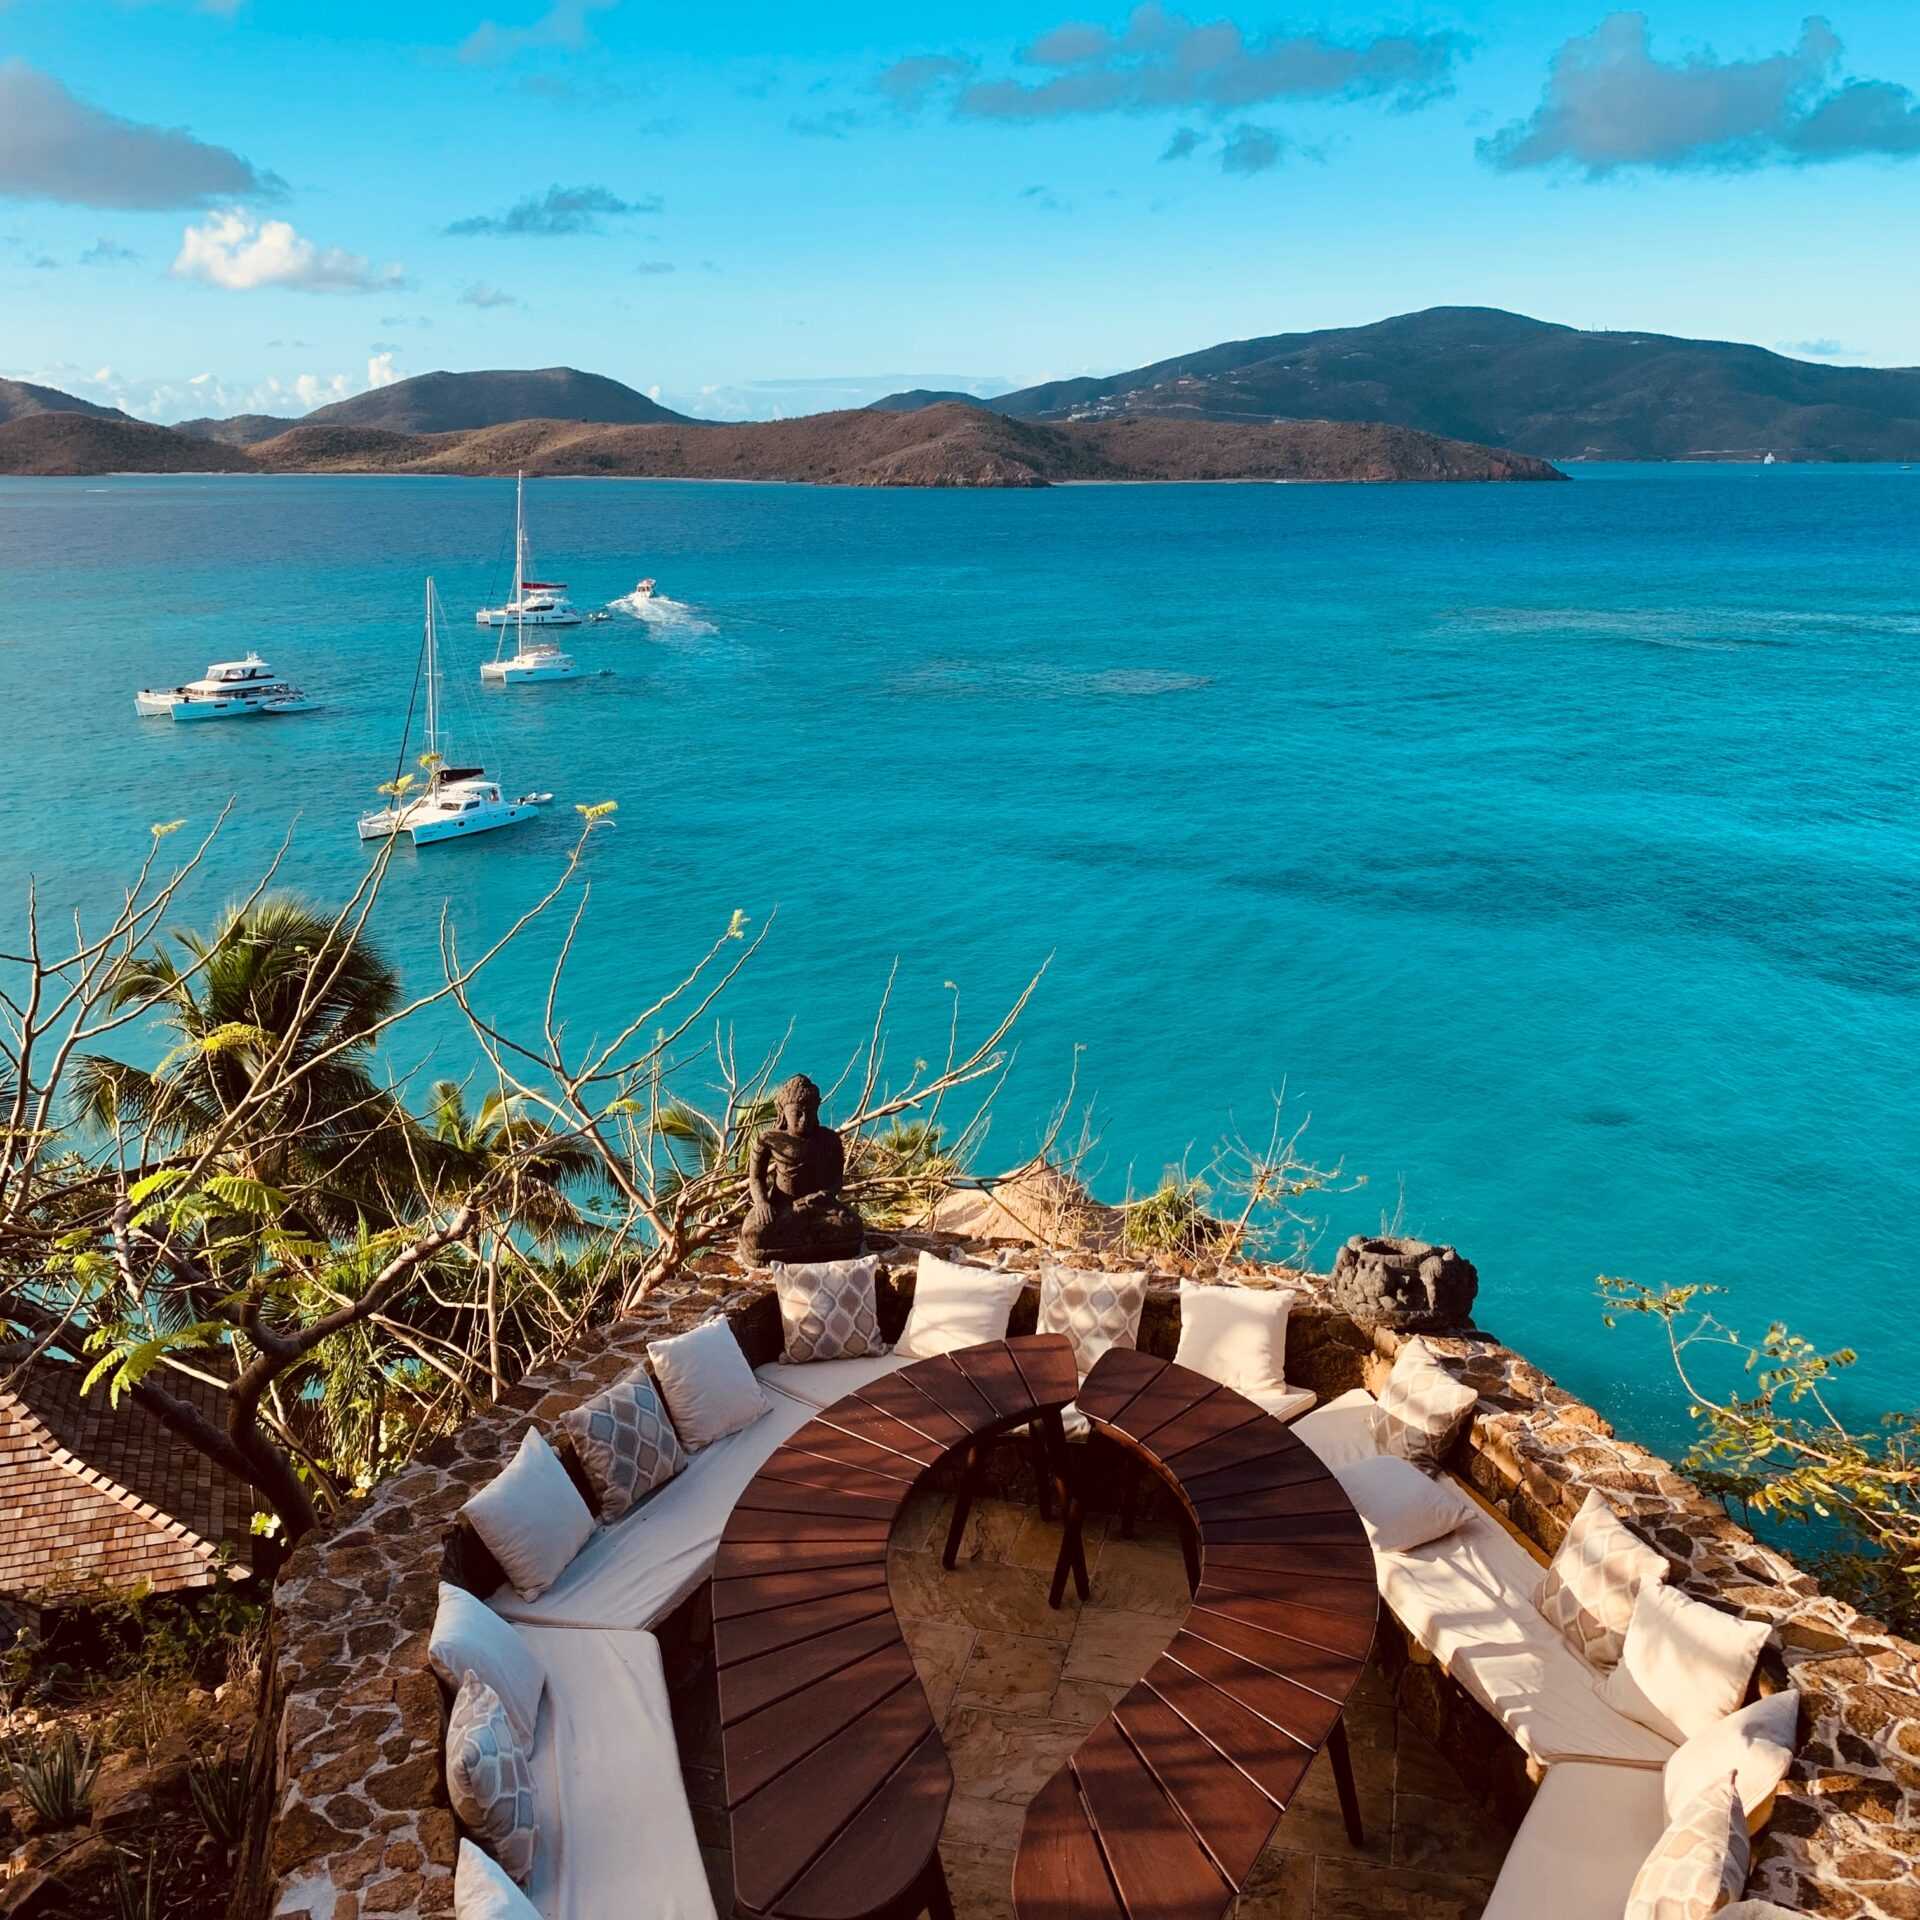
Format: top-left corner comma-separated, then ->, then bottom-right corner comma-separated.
476,608 -> 581,628
171,697 -> 271,721
480,661 -> 581,683
359,803 -> 543,845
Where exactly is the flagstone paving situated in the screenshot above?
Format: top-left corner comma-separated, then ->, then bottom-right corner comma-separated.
673,1488 -> 1513,1920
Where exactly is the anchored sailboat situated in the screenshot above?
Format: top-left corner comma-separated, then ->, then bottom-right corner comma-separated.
476,472 -> 583,630
360,579 -> 552,846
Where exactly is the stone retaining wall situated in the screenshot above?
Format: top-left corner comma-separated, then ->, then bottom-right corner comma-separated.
242,1242 -> 1920,1920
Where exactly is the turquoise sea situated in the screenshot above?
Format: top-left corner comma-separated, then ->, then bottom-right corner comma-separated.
4,464 -> 1916,1461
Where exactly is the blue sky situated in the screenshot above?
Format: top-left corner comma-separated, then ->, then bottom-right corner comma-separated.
4,0 -> 1919,421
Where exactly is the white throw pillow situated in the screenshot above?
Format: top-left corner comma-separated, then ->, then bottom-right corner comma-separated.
1172,1280 -> 1294,1400
446,1674 -> 537,1884
1664,1690 -> 1799,1829
647,1316 -> 771,1449
893,1250 -> 1025,1359
1603,1582 -> 1774,1746
460,1428 -> 595,1601
429,1582 -> 546,1746
1334,1454 -> 1471,1554
1369,1338 -> 1479,1472
1625,1776 -> 1749,1920
1535,1488 -> 1671,1669
455,1837 -> 541,1920
1039,1263 -> 1148,1380
774,1254 -> 888,1363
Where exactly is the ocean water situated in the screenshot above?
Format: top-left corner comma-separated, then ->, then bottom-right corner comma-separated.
3,464 -> 1916,1462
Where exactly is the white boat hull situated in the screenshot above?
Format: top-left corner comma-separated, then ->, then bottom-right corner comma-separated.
476,607 -> 581,628
359,801 -> 542,845
480,659 -> 580,684
135,690 -> 182,717
172,696 -> 270,721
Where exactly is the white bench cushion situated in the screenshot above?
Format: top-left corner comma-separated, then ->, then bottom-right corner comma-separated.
1378,1505 -> 1675,1768
754,1353 -> 912,1411
515,1626 -> 717,1920
1292,1386 -> 1382,1469
1481,1760 -> 1667,1920
492,1391 -> 820,1631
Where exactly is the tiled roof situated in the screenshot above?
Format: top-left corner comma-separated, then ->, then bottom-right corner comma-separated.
0,1360 -> 259,1603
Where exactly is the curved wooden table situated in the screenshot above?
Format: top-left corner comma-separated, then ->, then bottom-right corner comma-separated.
1016,1347 -> 1380,1920
714,1334 -> 1082,1920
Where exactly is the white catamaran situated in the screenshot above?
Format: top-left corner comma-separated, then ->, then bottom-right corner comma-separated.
135,653 -> 316,721
475,472 -> 583,631
360,580 -> 552,847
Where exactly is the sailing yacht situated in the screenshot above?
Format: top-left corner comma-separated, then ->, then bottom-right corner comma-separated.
475,473 -> 583,628
135,653 -> 316,720
360,580 -> 552,846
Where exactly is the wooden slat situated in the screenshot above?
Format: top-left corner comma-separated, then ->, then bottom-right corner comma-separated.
949,1341 -> 1037,1421
1171,1446 -> 1327,1502
1110,1684 -> 1278,1886
782,1420 -> 924,1486
1200,1539 -> 1376,1582
894,1352 -> 1002,1430
712,1561 -> 890,1624
1188,1478 -> 1361,1525
758,1439 -> 919,1496
724,1641 -> 922,1806
1005,1332 -> 1079,1410
777,1728 -> 952,1920
722,1508 -> 896,1547
718,1610 -> 905,1725
1074,1346 -> 1167,1427
1013,1771 -> 1126,1920
1100,1370 -> 1224,1451
850,1371 -> 975,1450
1161,1422 -> 1305,1487
815,1397 -> 947,1469
1164,1631 -> 1342,1751
713,1537 -> 888,1582
1183,1609 -> 1366,1703
714,1587 -> 894,1668
1140,1662 -> 1315,1812
734,1476 -> 903,1521
1199,1509 -> 1368,1549
730,1678 -> 934,1914
1069,1722 -> 1229,1920
1137,1388 -> 1267,1462
1194,1579 -> 1378,1661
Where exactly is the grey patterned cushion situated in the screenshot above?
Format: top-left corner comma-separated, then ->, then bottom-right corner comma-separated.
1626,1776 -> 1750,1919
556,1366 -> 686,1522
1537,1488 -> 1670,1669
1038,1264 -> 1149,1380
1368,1339 -> 1479,1471
774,1255 -> 888,1364
446,1673 -> 537,1884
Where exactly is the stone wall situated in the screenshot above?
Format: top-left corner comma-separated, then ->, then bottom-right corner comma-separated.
243,1238 -> 1920,1920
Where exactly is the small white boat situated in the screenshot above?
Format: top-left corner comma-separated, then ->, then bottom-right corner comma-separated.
476,473 -> 583,628
135,653 -> 316,721
361,581 -> 550,847
628,578 -> 656,602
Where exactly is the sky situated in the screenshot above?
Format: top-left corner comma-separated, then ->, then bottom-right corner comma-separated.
3,0 -> 1920,422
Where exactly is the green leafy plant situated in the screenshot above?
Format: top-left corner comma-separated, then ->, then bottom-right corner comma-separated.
107,1846 -> 163,1920
188,1746 -> 251,1848
2,1724 -> 101,1828
1122,1169 -> 1224,1257
1601,1275 -> 1920,1637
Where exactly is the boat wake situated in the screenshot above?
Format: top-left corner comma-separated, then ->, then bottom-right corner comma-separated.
607,587 -> 717,636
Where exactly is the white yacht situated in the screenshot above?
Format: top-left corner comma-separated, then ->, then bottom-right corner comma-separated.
360,581 -> 552,847
136,653 -> 316,721
475,473 -> 583,628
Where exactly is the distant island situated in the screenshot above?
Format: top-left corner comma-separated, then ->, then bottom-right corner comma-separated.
13,302 -> 1920,483
0,391 -> 1562,488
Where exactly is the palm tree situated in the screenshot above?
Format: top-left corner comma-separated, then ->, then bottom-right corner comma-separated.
75,892 -> 415,1223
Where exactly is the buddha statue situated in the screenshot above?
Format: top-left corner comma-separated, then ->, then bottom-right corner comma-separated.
738,1072 -> 866,1264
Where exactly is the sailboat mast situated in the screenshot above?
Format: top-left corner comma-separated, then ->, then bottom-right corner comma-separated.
424,577 -> 440,762
514,470 -> 526,652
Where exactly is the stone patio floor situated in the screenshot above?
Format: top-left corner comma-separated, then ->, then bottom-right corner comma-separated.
672,1486 -> 1515,1919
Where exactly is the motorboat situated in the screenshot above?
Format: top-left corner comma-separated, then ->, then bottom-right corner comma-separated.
360,580 -> 551,846
475,473 -> 583,627
628,578 -> 656,602
135,653 -> 316,721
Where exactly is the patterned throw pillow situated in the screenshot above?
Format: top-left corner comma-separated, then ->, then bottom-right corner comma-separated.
446,1673 -> 537,1884
773,1254 -> 889,1363
1626,1776 -> 1750,1920
1368,1338 -> 1479,1472
1038,1264 -> 1148,1380
555,1365 -> 686,1522
1537,1488 -> 1671,1669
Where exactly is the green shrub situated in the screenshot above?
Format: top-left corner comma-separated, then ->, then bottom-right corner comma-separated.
188,1746 -> 251,1848
2,1724 -> 101,1828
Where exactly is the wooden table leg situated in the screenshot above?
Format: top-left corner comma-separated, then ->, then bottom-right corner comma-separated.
942,1444 -> 979,1571
1116,1450 -> 1140,1539
1327,1716 -> 1365,1847
1048,1494 -> 1087,1610
1179,1519 -> 1200,1595
1026,1417 -> 1056,1522
1040,1411 -> 1089,1605
919,1852 -> 955,1920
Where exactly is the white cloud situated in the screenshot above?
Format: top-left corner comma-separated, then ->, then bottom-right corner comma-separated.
19,350 -> 405,423
459,0 -> 616,65
172,209 -> 405,293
